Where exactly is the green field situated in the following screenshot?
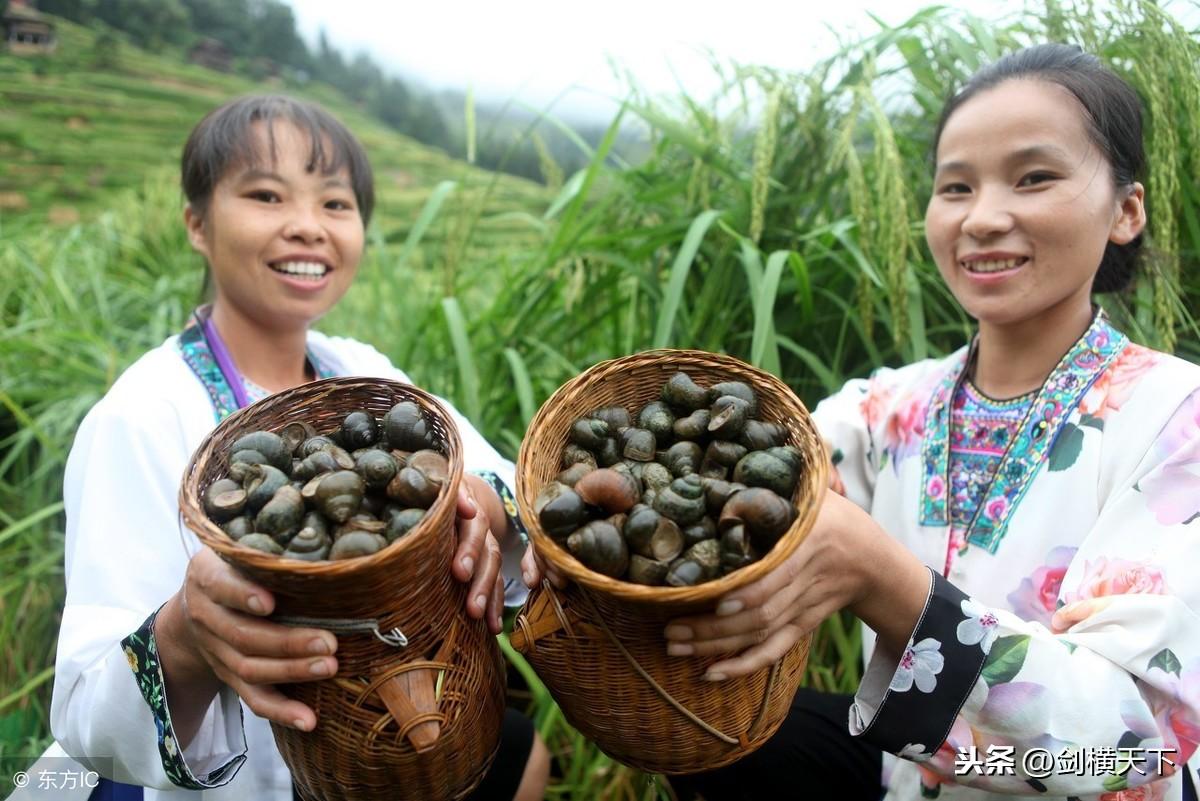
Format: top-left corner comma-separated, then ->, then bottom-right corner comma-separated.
2,2 -> 1199,798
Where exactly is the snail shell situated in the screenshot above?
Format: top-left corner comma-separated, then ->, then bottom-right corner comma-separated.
706,440 -> 748,469
627,554 -> 671,586
329,530 -> 387,560
637,401 -> 675,442
708,395 -> 750,440
220,515 -> 254,540
653,474 -> 706,525
660,441 -> 703,477
619,427 -> 656,462
567,519 -> 629,578
733,448 -> 801,498
244,464 -> 290,513
297,511 -> 329,541
282,527 -> 331,561
624,504 -> 684,562
386,449 -> 448,509
239,532 -> 284,555
595,437 -> 622,468
707,381 -> 759,417
570,418 -> 611,450
384,401 -> 436,452
229,449 -> 269,482
231,431 -> 291,474
556,461 -> 595,488
279,421 -> 316,456
639,462 -> 673,494
293,449 -> 340,481
384,506 -> 426,543
341,411 -> 380,449
204,478 -> 247,522
739,420 -> 786,451
562,443 -> 598,470
720,524 -> 757,573
535,482 -> 588,540
576,470 -> 643,513
335,513 -> 387,540
300,435 -> 338,458
355,449 -> 398,490
701,478 -> 746,516
662,372 -> 709,412
680,516 -> 716,548
666,539 -> 721,586
255,485 -> 304,543
313,470 -> 366,523
719,487 -> 795,552
672,409 -> 711,441
589,405 -> 632,431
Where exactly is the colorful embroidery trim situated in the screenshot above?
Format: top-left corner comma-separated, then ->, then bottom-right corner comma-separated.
122,606 -> 247,789
178,319 -> 336,422
919,312 -> 1128,553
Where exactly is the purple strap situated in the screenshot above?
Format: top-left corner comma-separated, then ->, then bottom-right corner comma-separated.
200,313 -> 252,410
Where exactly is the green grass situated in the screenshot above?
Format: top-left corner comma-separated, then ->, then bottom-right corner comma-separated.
2,1 -> 1199,798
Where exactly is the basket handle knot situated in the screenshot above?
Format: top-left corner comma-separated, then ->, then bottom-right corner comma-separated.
272,615 -> 408,648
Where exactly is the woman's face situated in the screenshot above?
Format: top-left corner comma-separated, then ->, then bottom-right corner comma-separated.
185,121 -> 365,333
925,78 -> 1144,332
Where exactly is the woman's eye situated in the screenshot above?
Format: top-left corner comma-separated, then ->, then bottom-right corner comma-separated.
1018,172 -> 1056,187
248,190 -> 280,203
325,198 -> 354,211
938,182 -> 970,195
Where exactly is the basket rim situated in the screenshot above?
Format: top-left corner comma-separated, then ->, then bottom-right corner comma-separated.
516,348 -> 828,602
179,375 -> 464,576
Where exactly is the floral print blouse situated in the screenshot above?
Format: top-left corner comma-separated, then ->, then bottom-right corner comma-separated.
813,311 -> 1200,801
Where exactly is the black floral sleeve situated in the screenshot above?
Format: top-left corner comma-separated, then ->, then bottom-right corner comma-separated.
849,570 -> 989,763
471,470 -> 529,604
121,606 -> 246,789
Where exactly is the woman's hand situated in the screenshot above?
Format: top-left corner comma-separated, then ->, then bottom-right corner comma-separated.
156,547 -> 339,740
519,543 -> 566,590
662,490 -> 929,680
452,477 -> 507,634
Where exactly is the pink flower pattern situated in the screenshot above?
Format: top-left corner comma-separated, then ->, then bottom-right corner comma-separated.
1079,344 -> 1161,421
1140,389 -> 1200,526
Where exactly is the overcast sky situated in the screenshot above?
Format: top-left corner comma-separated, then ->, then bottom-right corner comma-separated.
286,1 -> 1198,120
286,0 -> 1013,118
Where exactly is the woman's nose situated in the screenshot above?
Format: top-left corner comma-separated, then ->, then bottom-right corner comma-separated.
283,209 -> 326,243
960,187 -> 1014,240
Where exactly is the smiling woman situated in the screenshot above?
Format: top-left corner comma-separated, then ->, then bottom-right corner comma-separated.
47,95 -> 550,800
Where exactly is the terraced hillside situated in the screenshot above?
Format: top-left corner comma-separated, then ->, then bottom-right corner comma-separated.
0,17 -> 550,254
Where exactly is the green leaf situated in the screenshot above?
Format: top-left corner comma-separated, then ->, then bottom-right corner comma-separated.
440,297 -> 481,423
1048,423 -> 1085,472
749,250 -> 786,373
1149,648 -> 1182,677
980,634 -> 1030,686
502,348 -> 535,427
652,209 -> 722,348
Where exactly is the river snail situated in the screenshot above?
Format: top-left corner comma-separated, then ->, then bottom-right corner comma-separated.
340,410 -> 380,450
538,371 -> 805,586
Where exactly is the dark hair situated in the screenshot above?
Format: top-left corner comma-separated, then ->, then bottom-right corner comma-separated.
932,44 -> 1145,293
182,95 -> 375,226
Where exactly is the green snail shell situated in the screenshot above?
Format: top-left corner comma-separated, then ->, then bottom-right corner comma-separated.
383,401 -> 436,452
627,554 -> 671,586
719,487 -> 795,553
244,464 -> 290,513
653,474 -> 706,525
619,427 -> 656,462
340,410 -> 380,450
680,517 -> 716,548
561,443 -> 598,470
707,381 -> 759,418
313,470 -> 365,523
672,409 -> 710,441
255,484 -> 304,543
660,441 -> 702,477
384,506 -> 426,543
300,435 -> 338,458
220,515 -> 254,540
720,524 -> 757,574
733,449 -> 800,498
637,401 -> 675,442
595,437 -> 622,468
355,449 -> 398,490
329,530 -> 387,560
556,462 -> 595,488
293,449 -> 340,481
623,504 -> 684,562
739,420 -> 785,451
707,395 -> 750,440
588,405 -> 632,431
204,478 -> 246,522
701,478 -> 745,516
231,431 -> 291,474
385,449 -> 448,509
535,482 -> 587,540
238,533 -> 284,555
661,372 -> 708,412
282,527 -> 331,561
639,462 -> 673,494
279,421 -> 316,457
569,418 -> 610,450
665,539 -> 722,586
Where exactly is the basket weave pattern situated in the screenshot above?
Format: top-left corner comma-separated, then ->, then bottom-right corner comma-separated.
180,377 -> 504,801
512,350 -> 827,775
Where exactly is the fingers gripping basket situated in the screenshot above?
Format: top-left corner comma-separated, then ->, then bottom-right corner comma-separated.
510,350 -> 827,775
180,377 -> 505,801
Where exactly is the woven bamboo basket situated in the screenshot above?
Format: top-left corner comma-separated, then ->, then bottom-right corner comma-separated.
180,377 -> 505,801
510,350 -> 827,775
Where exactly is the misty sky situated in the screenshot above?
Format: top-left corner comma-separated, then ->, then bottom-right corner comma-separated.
285,0 -> 1012,118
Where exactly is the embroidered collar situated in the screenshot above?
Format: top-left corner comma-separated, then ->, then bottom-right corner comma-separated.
178,317 -> 336,423
918,310 -> 1128,553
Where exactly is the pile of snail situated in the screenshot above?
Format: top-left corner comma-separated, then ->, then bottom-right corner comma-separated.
535,372 -> 803,586
203,401 -> 446,561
